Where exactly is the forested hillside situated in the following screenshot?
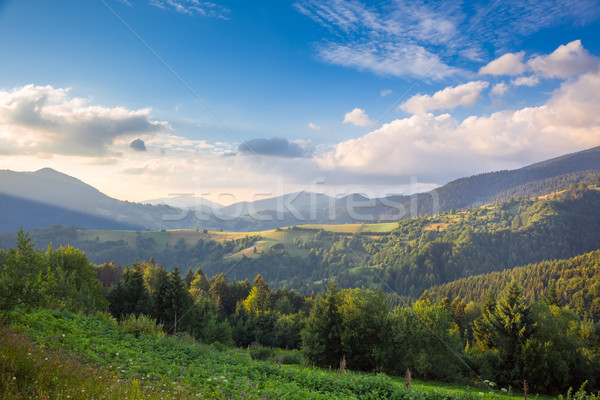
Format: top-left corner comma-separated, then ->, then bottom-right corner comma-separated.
428,250 -> 600,320
3,184 -> 600,296
369,185 -> 600,296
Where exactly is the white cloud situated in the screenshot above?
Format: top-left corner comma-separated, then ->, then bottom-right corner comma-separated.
319,42 -> 459,80
297,0 -> 599,80
528,40 -> 600,78
512,75 -> 540,87
296,0 -> 462,80
0,84 -> 169,157
149,0 -> 229,18
400,81 -> 489,115
343,108 -> 375,127
308,122 -> 321,130
320,70 -> 600,181
479,52 -> 527,76
491,82 -> 509,96
380,89 -> 392,97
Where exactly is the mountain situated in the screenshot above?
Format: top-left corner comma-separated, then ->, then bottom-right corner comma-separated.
143,195 -> 223,214
2,146 -> 600,232
218,191 -> 333,217
0,168 -> 176,232
345,146 -> 600,222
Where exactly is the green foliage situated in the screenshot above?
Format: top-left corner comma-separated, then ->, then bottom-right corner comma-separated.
3,309 -> 499,400
302,282 -> 344,368
429,250 -> 600,321
385,299 -> 467,381
248,343 -> 275,361
118,314 -> 164,337
0,228 -> 107,313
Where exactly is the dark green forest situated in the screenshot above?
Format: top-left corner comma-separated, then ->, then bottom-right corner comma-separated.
428,250 -> 600,320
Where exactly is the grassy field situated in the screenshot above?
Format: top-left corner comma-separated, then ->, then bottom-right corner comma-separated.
76,222 -> 399,262
1,309 -> 550,400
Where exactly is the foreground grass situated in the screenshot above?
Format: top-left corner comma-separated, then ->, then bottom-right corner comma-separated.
0,309 -> 551,400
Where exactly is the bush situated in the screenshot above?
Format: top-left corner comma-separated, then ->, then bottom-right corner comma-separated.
118,314 -> 163,337
249,343 -> 274,361
274,348 -> 303,365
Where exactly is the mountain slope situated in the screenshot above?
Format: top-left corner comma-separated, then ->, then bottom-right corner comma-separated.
2,146 -> 600,232
426,250 -> 600,320
361,146 -> 600,221
0,168 -> 176,232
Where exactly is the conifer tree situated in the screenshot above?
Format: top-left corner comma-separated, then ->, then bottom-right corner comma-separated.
184,266 -> 194,289
301,282 -> 343,368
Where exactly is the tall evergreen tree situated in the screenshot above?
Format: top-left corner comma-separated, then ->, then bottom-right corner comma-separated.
492,281 -> 532,384
184,266 -> 194,289
301,282 -> 343,368
209,273 -> 234,315
473,291 -> 496,351
190,269 -> 210,300
163,266 -> 193,334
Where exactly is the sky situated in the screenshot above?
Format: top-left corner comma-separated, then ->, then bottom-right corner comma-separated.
0,0 -> 599,205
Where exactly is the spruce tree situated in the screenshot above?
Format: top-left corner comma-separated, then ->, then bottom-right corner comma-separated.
301,282 -> 343,368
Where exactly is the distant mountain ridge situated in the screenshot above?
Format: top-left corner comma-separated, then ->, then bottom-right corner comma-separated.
360,146 -> 600,221
1,145 -> 600,232
0,168 -> 176,232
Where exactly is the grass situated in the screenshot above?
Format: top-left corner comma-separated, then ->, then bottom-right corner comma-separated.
77,221 -> 399,262
0,309 -> 543,400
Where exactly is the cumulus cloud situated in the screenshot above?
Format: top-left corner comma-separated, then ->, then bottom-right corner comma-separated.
479,51 -> 527,76
491,82 -> 509,96
400,81 -> 489,115
512,75 -> 540,87
308,122 -> 321,130
528,40 -> 600,78
0,84 -> 169,157
343,108 -> 375,127
130,138 -> 147,152
237,137 -> 311,158
380,89 -> 393,97
319,70 -> 600,182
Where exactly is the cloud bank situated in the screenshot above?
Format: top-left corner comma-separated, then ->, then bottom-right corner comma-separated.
0,84 -> 169,157
320,69 -> 600,181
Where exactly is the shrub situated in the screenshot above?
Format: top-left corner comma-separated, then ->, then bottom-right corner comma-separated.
118,314 -> 163,337
249,343 -> 274,361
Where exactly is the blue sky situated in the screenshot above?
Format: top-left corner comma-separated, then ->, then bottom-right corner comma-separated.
1,0 -> 599,204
